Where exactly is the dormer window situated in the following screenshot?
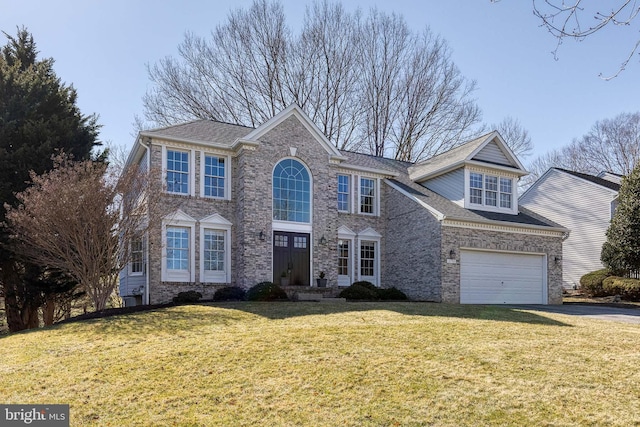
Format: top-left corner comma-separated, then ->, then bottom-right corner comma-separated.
466,170 -> 516,213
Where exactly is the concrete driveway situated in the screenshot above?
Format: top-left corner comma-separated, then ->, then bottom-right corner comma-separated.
508,304 -> 640,324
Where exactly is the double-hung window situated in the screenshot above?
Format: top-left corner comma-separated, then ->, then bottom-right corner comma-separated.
166,150 -> 189,194
359,178 -> 376,214
203,155 -> 226,198
500,178 -> 512,208
130,237 -> 144,275
200,213 -> 232,283
337,174 -> 350,212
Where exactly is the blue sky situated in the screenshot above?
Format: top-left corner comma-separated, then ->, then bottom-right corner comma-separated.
2,0 -> 639,163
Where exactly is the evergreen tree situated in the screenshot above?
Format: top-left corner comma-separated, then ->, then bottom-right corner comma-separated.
0,27 -> 100,332
602,164 -> 640,275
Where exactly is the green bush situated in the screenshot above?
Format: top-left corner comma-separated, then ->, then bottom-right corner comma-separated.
173,290 -> 202,304
213,286 -> 246,302
377,287 -> 408,300
603,276 -> 640,301
351,281 -> 377,291
246,281 -> 289,301
339,284 -> 379,300
579,269 -> 612,297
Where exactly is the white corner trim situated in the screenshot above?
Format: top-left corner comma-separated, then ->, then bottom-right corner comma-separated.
384,180 -> 446,221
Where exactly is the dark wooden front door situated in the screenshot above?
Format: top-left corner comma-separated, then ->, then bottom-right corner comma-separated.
273,231 -> 310,286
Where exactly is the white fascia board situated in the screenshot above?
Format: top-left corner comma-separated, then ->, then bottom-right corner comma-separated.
338,163 -> 399,178
465,160 -> 528,176
139,132 -> 236,152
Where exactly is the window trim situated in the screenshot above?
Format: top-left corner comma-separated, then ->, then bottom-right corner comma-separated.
272,157 -> 313,224
337,174 -> 350,213
200,152 -> 231,200
161,211 -> 196,282
162,146 -> 195,196
358,176 -> 380,216
199,214 -> 232,284
337,225 -> 356,287
357,227 -> 381,286
464,168 -> 517,214
128,236 -> 145,276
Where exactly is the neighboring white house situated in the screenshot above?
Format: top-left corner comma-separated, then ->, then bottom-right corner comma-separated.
520,168 -> 621,289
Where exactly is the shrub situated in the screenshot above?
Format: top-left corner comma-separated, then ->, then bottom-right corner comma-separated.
603,276 -> 640,301
213,286 -> 246,302
350,281 -> 378,291
339,284 -> 379,300
172,290 -> 202,304
246,281 -> 289,301
580,269 -> 612,297
377,287 -> 408,300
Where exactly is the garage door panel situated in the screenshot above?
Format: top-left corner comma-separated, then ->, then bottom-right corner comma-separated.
460,251 -> 545,304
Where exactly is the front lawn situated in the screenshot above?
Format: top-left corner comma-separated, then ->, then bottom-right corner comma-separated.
1,302 -> 639,426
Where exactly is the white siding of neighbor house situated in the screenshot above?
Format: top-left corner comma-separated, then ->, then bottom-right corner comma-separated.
422,168 -> 465,206
119,273 -> 145,297
472,140 -> 511,165
520,169 -> 618,289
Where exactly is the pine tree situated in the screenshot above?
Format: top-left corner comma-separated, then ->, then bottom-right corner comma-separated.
602,164 -> 640,275
0,27 -> 100,331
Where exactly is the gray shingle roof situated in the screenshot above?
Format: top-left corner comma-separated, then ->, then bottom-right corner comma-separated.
143,120 -> 254,146
554,168 -> 620,192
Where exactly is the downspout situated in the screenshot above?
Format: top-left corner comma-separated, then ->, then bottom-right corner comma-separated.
141,137 -> 151,305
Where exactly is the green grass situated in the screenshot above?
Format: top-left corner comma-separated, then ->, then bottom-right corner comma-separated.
2,302 -> 640,426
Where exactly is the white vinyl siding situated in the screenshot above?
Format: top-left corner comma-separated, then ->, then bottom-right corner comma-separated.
460,250 -> 546,304
472,140 -> 511,165
520,169 -> 618,289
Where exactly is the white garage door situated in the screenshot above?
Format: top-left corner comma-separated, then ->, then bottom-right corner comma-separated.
460,250 -> 546,304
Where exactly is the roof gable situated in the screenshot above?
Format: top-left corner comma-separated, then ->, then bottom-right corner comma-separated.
554,168 -> 620,192
408,131 -> 527,182
242,104 -> 344,159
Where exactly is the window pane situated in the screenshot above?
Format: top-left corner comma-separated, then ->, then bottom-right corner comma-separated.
272,159 -> 310,222
204,155 -> 225,198
204,229 -> 225,272
360,241 -> 375,277
485,190 -> 497,206
485,175 -> 497,191
470,188 -> 483,204
166,227 -> 189,271
470,172 -> 483,189
166,150 -> 189,194
338,239 -> 349,276
131,238 -> 144,273
500,178 -> 512,194
337,174 -> 349,211
500,193 -> 512,209
360,178 -> 375,214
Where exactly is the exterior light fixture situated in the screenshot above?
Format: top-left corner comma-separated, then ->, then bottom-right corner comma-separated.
319,235 -> 327,245
259,230 -> 265,241
449,249 -> 456,259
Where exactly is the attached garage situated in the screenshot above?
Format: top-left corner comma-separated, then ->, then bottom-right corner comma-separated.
460,250 -> 547,304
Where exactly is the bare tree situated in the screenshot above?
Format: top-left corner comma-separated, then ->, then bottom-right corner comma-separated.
531,1 -> 640,78
522,111 -> 640,187
4,155 -> 160,312
492,117 -> 534,159
143,0 -> 481,159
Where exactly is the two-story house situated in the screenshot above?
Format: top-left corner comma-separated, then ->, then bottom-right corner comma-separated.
120,104 -> 566,305
520,168 -> 621,289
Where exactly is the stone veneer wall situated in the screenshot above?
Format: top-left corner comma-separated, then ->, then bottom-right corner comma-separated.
440,226 -> 563,304
382,182 -> 442,301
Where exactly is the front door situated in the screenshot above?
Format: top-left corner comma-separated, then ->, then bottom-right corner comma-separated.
273,231 -> 310,286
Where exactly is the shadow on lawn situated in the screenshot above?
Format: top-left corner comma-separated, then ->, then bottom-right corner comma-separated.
220,301 -> 571,327
2,301 -> 569,338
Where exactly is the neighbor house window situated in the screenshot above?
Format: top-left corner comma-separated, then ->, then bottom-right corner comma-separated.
469,172 -> 514,211
337,174 -> 350,212
166,227 -> 189,271
273,159 -> 311,223
203,155 -> 226,198
130,238 -> 144,275
166,150 -> 189,194
359,178 -> 376,214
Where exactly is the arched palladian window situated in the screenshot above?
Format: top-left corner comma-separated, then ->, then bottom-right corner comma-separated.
273,159 -> 311,223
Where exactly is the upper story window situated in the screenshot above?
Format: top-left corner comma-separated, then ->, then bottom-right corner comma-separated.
273,159 -> 311,223
468,171 -> 515,212
166,149 -> 189,194
203,155 -> 226,198
337,174 -> 350,212
359,177 -> 376,215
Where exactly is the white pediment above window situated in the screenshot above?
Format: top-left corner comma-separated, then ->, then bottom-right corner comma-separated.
358,227 -> 382,239
200,213 -> 232,226
338,225 -> 356,237
164,209 -> 196,224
